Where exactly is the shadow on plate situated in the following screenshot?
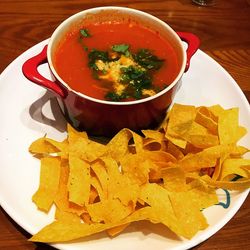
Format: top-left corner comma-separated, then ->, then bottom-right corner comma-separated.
29,90 -> 67,133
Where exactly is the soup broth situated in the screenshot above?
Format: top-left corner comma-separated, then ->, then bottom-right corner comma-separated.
53,20 -> 180,101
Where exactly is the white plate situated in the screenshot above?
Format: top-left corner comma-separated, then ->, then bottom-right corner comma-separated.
0,39 -> 249,250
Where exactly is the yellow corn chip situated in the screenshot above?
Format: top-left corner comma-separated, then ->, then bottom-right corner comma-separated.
32,157 -> 61,212
218,108 -> 247,144
90,176 -> 105,202
166,133 -> 187,149
30,207 -> 153,243
67,154 -> 90,206
91,160 -> 109,199
54,160 -> 86,216
120,153 -> 150,185
86,198 -> 132,223
182,121 -> 219,148
107,128 -> 132,161
162,166 -> 187,192
29,103 -> 250,244
168,191 -> 208,239
180,144 -> 236,172
29,137 -> 68,155
220,158 -> 250,180
208,104 -> 225,117
55,208 -> 81,222
167,103 -> 197,137
106,223 -> 130,237
202,175 -> 250,190
195,106 -> 218,134
187,179 -> 218,209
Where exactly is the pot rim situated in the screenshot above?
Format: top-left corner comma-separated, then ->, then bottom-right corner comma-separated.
47,6 -> 186,106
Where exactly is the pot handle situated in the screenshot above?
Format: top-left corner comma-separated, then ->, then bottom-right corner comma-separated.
22,45 -> 67,98
177,32 -> 200,72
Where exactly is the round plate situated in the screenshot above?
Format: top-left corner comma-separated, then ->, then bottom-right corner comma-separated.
0,39 -> 249,250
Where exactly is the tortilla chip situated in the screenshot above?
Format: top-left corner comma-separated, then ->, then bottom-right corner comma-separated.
220,158 -> 250,180
30,207 -> 152,243
68,134 -> 107,162
202,175 -> 250,190
162,166 -> 187,192
208,104 -> 225,117
91,160 -> 109,199
218,108 -> 247,144
106,223 -> 130,237
67,154 -> 91,206
168,191 -> 208,238
187,179 -> 218,209
182,121 -> 219,148
167,103 -> 197,137
166,133 -> 187,149
54,160 -> 86,215
55,209 -> 81,222
29,137 -> 68,155
29,103 -> 250,243
195,106 -> 218,134
86,198 -> 132,223
120,153 -> 151,185
180,144 -> 236,172
32,157 -> 61,212
107,128 -> 132,161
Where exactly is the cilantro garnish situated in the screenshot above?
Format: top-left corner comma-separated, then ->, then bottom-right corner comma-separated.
79,30 -> 165,101
78,29 -> 91,51
88,49 -> 109,70
80,29 -> 91,38
133,49 -> 164,70
112,44 -> 130,56
120,66 -> 152,100
105,92 -> 129,102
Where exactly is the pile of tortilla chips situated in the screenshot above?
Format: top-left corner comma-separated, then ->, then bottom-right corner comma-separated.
29,103 -> 250,243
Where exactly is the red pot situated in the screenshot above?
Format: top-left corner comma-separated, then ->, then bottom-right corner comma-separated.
22,7 -> 200,137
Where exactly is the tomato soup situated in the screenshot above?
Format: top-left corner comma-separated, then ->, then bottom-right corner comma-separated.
53,21 -> 180,101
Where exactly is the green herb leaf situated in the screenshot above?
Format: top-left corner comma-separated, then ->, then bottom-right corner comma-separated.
121,66 -> 151,89
88,49 -> 109,70
80,29 -> 91,38
134,49 -> 164,70
112,44 -> 130,55
105,92 -> 128,102
119,65 -> 152,100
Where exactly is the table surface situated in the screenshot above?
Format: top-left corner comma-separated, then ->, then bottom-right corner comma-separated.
0,0 -> 249,249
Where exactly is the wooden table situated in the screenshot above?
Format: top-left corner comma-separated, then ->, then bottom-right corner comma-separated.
0,0 -> 249,249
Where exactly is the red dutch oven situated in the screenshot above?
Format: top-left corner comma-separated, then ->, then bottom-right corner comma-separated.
22,7 -> 200,137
